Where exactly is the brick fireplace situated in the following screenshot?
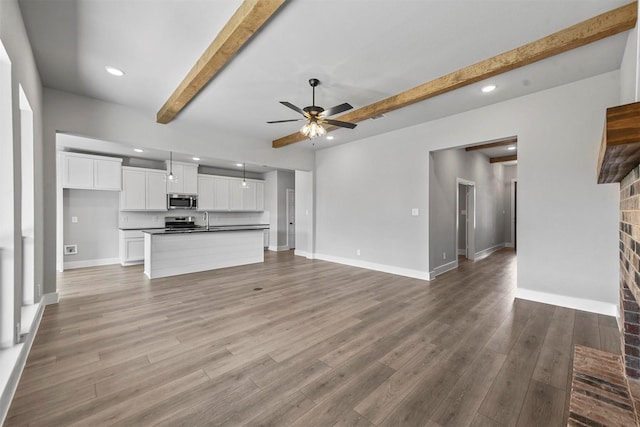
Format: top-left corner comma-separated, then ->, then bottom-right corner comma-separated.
620,165 -> 640,379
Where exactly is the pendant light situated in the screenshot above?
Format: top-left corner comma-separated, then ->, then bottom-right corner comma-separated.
240,163 -> 249,189
167,151 -> 178,183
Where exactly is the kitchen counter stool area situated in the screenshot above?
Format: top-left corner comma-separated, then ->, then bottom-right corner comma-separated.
143,226 -> 268,279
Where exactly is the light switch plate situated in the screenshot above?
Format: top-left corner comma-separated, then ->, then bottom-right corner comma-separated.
411,208 -> 419,216
71,216 -> 78,223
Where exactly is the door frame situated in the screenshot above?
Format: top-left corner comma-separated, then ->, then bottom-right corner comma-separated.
286,188 -> 295,250
511,179 -> 517,249
455,178 -> 476,260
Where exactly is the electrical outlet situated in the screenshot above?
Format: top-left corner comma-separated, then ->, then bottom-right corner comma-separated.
71,216 -> 78,223
356,249 -> 361,256
152,215 -> 158,222
442,252 -> 446,260
411,208 -> 419,216
64,244 -> 78,255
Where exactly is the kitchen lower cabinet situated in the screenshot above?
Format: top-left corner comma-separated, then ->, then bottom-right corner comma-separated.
119,229 -> 145,265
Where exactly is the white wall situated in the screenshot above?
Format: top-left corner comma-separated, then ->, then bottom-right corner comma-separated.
314,71 -> 620,313
42,89 -> 315,291
620,3 -> 639,103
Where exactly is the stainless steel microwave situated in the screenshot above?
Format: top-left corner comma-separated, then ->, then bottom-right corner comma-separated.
167,194 -> 198,210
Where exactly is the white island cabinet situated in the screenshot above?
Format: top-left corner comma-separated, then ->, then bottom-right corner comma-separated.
143,227 -> 267,279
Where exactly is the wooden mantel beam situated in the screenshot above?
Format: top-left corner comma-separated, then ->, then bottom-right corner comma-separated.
157,0 -> 286,124
273,1 -> 637,148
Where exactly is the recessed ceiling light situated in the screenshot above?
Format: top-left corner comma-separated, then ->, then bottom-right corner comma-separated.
481,84 -> 496,93
192,157 -> 200,161
134,148 -> 143,153
507,146 -> 516,151
236,163 -> 243,167
326,136 -> 334,140
105,66 -> 125,77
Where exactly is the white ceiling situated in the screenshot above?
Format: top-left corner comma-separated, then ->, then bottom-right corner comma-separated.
19,0 -> 632,157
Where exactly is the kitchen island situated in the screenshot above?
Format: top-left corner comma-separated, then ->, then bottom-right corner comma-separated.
142,225 -> 268,279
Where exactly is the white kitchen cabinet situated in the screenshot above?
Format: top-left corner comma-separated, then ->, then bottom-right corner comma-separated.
213,177 -> 230,210
121,166 -> 167,211
60,151 -> 122,190
166,161 -> 198,194
146,171 -> 168,210
256,181 -> 264,211
197,174 -> 264,212
119,229 -> 145,265
197,175 -> 215,211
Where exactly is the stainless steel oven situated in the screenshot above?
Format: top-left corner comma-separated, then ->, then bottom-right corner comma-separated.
167,194 -> 198,210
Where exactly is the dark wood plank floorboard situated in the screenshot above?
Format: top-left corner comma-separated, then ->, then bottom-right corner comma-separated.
4,249 -> 621,426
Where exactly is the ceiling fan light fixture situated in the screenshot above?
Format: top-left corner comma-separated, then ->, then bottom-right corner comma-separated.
301,120 -> 326,139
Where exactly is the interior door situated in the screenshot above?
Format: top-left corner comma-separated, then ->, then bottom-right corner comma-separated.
286,189 -> 295,249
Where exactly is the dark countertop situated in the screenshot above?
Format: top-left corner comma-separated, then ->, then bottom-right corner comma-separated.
142,224 -> 269,235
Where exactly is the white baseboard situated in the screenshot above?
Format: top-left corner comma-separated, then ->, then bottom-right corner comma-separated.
268,245 -> 290,252
0,291 -> 53,425
474,243 -> 505,261
64,257 -> 119,269
42,292 -> 59,305
294,250 -> 314,259
515,288 -> 617,317
120,260 -> 143,267
314,253 -> 430,281
429,259 -> 459,280
505,242 -> 514,248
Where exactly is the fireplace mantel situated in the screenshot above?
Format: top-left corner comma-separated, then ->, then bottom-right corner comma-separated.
597,101 -> 640,184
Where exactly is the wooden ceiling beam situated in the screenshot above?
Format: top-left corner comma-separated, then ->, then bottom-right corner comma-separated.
465,137 -> 518,151
157,0 -> 287,124
273,1 -> 637,148
490,155 -> 518,164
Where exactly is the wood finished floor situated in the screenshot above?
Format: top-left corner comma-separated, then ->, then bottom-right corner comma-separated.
6,249 -> 621,426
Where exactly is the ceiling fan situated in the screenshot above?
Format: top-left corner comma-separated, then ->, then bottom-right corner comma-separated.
267,78 -> 357,138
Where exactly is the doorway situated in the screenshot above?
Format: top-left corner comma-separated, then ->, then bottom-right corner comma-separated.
286,188 -> 295,250
456,179 -> 476,260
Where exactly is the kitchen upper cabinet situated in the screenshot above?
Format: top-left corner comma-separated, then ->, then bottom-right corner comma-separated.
197,174 -> 263,212
146,171 -> 168,210
213,177 -> 230,210
165,161 -> 198,194
197,175 -> 215,211
60,151 -> 122,190
121,167 -> 167,211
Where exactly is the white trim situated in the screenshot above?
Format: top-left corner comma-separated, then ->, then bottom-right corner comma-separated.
0,290 -> 53,425
63,257 -> 119,270
429,259 -> 459,280
120,260 -> 143,267
511,178 -> 517,249
474,243 -> 506,261
42,292 -> 59,305
268,245 -> 290,252
505,243 -> 514,248
515,288 -> 617,317
294,250 -> 314,259
314,253 -> 431,281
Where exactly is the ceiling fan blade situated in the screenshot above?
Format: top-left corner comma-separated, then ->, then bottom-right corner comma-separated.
320,102 -> 353,118
322,119 -> 357,129
280,101 -> 306,116
267,119 -> 304,124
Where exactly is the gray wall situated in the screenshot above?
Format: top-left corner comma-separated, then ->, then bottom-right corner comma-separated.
429,149 -> 507,271
314,71 -> 620,309
63,189 -> 119,264
458,184 -> 466,252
